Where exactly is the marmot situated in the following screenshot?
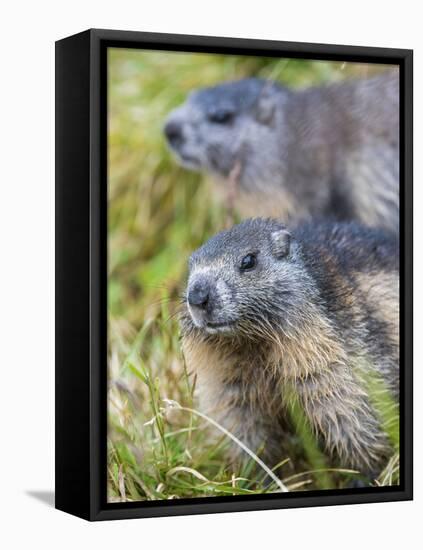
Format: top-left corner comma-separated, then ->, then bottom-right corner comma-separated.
165,71 -> 399,231
180,218 -> 399,475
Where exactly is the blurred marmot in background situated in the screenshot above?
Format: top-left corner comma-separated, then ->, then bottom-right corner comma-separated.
180,218 -> 399,475
165,71 -> 399,231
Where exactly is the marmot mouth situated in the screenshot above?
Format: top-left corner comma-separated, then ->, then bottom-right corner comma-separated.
179,152 -> 201,167
204,321 -> 235,331
206,321 -> 232,327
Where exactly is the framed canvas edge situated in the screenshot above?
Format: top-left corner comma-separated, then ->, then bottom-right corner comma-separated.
56,28 -> 413,522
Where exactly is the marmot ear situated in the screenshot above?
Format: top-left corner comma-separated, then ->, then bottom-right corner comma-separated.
270,229 -> 291,259
254,91 -> 276,126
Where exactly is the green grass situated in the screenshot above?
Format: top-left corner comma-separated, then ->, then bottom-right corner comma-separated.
107,48 -> 398,502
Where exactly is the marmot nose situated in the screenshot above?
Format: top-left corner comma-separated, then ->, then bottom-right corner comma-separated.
164,121 -> 184,148
188,282 -> 210,310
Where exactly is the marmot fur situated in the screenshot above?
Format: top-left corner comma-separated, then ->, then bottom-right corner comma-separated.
180,218 -> 399,475
165,71 -> 399,231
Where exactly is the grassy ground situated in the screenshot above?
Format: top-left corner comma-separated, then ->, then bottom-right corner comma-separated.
107,49 -> 398,502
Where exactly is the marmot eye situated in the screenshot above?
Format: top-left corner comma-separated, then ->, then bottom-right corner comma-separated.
240,254 -> 257,272
208,108 -> 234,124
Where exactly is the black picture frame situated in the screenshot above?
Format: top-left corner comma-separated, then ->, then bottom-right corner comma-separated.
55,28 -> 413,521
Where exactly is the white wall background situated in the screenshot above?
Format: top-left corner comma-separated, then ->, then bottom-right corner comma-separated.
0,1 -> 420,548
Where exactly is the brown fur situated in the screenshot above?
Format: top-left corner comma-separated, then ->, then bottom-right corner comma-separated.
182,308 -> 391,472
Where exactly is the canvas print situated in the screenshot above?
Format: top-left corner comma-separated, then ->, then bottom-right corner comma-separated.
107,48 -> 399,503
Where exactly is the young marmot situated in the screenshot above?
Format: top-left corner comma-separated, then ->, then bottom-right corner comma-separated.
180,218 -> 399,475
165,71 -> 399,231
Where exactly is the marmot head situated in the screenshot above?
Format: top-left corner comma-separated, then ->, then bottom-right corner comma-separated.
164,79 -> 289,188
183,218 -> 313,339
